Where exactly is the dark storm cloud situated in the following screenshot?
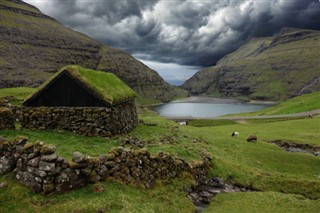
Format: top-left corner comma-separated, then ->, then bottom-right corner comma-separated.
26,0 -> 320,67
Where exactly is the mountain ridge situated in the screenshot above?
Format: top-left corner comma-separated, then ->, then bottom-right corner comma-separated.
182,28 -> 320,101
0,0 -> 186,104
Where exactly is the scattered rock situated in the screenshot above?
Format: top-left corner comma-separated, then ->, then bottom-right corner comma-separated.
41,153 -> 58,162
40,145 -> 56,155
247,135 -> 257,142
27,157 -> 41,167
39,161 -> 55,172
0,136 -> 6,142
72,152 -> 85,163
93,183 -> 105,193
268,140 -> 320,156
0,156 -> 15,174
0,182 -> 8,189
187,177 -> 253,213
42,183 -> 55,194
120,136 -> 144,148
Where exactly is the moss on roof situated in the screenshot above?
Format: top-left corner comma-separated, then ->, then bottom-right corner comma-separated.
25,65 -> 137,105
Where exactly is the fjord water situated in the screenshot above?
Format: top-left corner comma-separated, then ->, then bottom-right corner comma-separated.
154,102 -> 271,118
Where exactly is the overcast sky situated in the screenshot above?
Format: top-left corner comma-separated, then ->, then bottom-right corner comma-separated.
24,0 -> 320,85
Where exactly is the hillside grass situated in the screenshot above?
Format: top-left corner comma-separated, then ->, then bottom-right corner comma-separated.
183,30 -> 320,101
1,90 -> 320,211
187,117 -> 320,198
0,129 -> 118,160
188,119 -> 237,127
0,87 -> 36,106
1,114 -> 320,211
1,115 -> 320,197
0,0 -> 41,14
205,191 -> 320,213
234,91 -> 320,116
0,173 -> 195,213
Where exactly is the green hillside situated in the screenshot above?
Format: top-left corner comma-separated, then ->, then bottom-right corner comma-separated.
1,113 -> 319,212
1,86 -> 319,211
235,91 -> 320,116
0,87 -> 36,106
182,28 -> 320,101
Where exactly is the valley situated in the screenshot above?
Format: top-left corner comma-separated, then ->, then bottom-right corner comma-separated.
1,0 -> 320,212
0,0 -> 186,104
182,28 -> 320,101
1,88 -> 320,212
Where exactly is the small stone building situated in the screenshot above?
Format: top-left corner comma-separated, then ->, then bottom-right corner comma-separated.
21,65 -> 138,136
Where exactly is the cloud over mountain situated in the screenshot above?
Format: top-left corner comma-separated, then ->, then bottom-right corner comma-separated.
26,0 -> 320,67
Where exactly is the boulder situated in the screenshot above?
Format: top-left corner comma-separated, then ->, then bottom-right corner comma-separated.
39,161 -> 56,172
0,136 -> 6,142
0,156 -> 15,174
15,171 -> 42,192
72,151 -> 85,163
247,135 -> 257,142
41,153 -> 58,162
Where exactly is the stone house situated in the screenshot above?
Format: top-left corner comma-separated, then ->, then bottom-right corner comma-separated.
20,65 -> 138,136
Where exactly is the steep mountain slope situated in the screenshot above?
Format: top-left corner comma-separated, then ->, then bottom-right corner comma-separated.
182,28 -> 320,101
0,0 -> 185,103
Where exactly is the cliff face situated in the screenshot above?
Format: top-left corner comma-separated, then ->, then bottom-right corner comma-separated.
0,0 -> 185,103
182,28 -> 320,101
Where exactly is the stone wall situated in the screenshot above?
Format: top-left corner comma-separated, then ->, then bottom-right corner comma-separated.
0,107 -> 15,129
17,99 -> 137,136
0,137 -> 210,194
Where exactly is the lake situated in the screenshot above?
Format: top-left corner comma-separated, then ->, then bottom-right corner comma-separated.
153,97 -> 272,118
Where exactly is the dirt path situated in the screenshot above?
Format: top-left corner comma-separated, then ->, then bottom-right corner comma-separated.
163,109 -> 320,120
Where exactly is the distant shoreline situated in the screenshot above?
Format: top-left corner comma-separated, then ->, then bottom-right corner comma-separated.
172,96 -> 277,105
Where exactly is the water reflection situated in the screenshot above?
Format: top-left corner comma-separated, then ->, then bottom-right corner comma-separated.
153,102 -> 270,118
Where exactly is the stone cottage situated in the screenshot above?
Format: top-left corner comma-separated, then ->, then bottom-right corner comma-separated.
20,65 -> 138,136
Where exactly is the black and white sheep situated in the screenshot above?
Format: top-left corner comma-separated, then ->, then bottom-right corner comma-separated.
231,132 -> 239,137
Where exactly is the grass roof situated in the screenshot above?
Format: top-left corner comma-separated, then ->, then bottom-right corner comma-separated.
24,65 -> 137,105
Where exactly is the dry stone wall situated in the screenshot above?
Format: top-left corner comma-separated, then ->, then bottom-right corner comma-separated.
0,137 -> 210,194
0,108 -> 15,129
16,99 -> 137,136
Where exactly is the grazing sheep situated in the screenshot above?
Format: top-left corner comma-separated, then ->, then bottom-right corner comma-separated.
178,121 -> 187,126
247,135 -> 257,142
308,114 -> 313,119
231,132 -> 239,137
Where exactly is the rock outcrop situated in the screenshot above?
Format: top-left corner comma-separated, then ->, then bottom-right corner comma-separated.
0,0 -> 185,103
182,28 -> 320,101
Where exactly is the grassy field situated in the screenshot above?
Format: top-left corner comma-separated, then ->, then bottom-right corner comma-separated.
205,191 -> 320,213
1,114 -> 320,212
236,91 -> 320,116
0,173 -> 195,213
0,87 -> 36,106
1,89 -> 320,212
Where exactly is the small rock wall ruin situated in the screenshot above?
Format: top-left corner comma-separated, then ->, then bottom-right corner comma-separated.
0,137 -> 210,194
0,99 -> 138,137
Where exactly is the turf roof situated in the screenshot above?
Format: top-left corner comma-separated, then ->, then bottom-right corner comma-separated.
24,65 -> 137,105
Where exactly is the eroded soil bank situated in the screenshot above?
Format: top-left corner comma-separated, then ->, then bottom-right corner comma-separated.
187,177 -> 253,212
268,140 -> 320,156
